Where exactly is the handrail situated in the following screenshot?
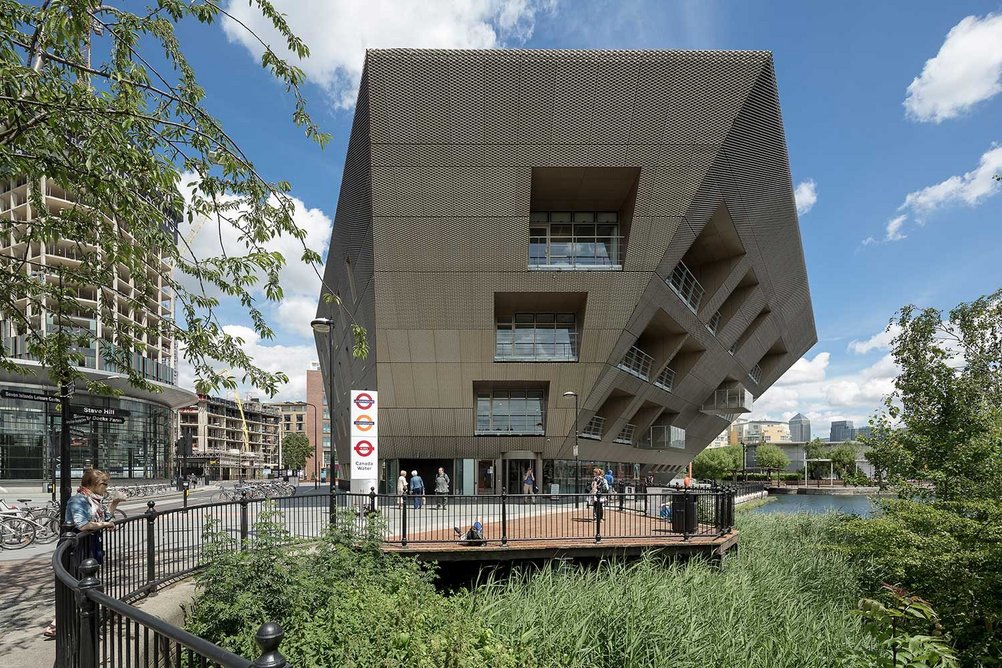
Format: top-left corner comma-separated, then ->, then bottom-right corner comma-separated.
86,588 -> 252,667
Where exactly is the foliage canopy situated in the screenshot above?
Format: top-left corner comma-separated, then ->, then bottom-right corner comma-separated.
0,0 -> 366,397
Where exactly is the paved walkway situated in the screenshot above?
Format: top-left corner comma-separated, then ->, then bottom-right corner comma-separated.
0,555 -> 55,666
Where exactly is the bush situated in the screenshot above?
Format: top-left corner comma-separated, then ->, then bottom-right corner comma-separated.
186,506 -> 518,667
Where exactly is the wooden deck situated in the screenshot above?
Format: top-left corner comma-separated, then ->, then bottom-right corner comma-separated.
381,506 -> 739,562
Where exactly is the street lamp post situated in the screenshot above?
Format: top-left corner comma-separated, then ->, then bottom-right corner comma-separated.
310,318 -> 337,521
562,391 -> 581,509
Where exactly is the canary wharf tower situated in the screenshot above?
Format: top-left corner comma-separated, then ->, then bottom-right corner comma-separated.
316,50 -> 815,495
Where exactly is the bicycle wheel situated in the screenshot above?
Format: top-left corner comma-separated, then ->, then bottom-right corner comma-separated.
112,508 -> 127,521
34,516 -> 61,544
0,517 -> 36,549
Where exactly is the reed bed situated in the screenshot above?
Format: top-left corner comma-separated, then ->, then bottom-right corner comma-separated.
459,512 -> 869,668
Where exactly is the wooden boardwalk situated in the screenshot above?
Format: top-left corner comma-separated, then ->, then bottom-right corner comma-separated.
381,506 -> 738,562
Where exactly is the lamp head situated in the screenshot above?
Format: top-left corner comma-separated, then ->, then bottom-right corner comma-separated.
562,391 -> 577,398
310,317 -> 334,334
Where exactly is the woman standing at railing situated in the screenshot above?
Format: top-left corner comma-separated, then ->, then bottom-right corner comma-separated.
43,469 -> 121,638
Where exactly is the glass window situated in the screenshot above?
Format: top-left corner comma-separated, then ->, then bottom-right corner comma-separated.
475,389 -> 546,435
528,212 -> 620,270
496,313 -> 577,361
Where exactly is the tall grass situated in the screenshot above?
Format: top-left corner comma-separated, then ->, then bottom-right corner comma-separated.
458,512 -> 870,668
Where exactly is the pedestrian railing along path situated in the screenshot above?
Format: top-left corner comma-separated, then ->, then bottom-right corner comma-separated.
53,486 -> 738,667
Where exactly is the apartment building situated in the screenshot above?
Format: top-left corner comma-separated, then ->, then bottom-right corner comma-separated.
178,394 -> 281,480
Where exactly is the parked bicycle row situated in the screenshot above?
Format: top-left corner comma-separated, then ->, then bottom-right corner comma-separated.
107,481 -> 174,498
214,479 -> 296,501
0,497 -> 60,549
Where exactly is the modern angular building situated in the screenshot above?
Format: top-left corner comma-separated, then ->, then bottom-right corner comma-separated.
315,49 -> 816,494
0,176 -> 194,481
830,420 -> 855,443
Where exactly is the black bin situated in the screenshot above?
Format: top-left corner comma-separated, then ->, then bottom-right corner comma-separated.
671,494 -> 698,534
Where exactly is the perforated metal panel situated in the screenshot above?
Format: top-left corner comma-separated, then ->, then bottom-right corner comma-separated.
319,50 -> 815,470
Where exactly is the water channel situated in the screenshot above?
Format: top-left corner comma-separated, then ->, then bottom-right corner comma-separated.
751,493 -> 875,516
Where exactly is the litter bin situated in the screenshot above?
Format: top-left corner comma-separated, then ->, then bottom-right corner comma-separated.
671,493 -> 698,534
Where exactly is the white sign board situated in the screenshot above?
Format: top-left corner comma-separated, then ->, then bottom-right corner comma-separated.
349,390 -> 378,478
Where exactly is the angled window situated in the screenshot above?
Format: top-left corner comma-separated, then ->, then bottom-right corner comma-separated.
614,423 -> 637,445
618,345 -> 654,381
579,415 -> 606,440
667,260 -> 704,313
654,366 -> 676,392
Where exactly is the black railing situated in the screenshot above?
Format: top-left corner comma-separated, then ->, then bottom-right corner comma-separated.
54,486 -> 739,667
54,530 -> 289,667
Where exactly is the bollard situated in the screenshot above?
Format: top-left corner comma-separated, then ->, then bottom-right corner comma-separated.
145,500 -> 157,591
500,487 -> 508,546
368,487 -> 377,515
252,622 -> 291,668
594,495 -> 603,544
77,558 -> 102,668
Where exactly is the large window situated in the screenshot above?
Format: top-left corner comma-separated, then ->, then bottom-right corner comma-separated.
529,212 -> 621,270
475,389 -> 545,435
496,313 -> 577,361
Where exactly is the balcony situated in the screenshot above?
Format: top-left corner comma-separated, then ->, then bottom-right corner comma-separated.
639,425 -> 686,450
667,261 -> 704,313
613,423 -> 637,445
618,345 -> 654,381
653,366 -> 676,392
706,311 -> 721,335
748,364 -> 763,385
579,415 -> 605,440
701,385 -> 754,415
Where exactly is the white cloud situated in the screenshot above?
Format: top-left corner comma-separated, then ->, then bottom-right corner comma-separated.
176,325 -> 319,402
904,13 -> 1002,122
794,179 -> 817,214
885,215 -> 907,242
220,0 -> 553,107
900,144 -> 1002,215
848,324 -> 901,354
863,144 -> 1002,246
175,173 -> 332,339
747,350 -> 899,432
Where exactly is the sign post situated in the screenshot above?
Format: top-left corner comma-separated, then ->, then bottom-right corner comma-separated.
349,391 -> 378,497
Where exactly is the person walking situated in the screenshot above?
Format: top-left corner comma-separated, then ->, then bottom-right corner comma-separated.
434,467 -> 450,509
409,470 -> 425,509
522,467 -> 536,503
396,469 -> 407,507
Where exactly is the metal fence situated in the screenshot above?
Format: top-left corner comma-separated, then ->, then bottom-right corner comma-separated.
54,486 -> 737,667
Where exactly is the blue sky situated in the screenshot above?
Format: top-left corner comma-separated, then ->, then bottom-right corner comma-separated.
172,1 -> 1002,436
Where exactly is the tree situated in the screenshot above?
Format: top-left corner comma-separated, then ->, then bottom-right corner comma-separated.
0,1 -> 366,398
840,290 -> 1002,664
280,432 -> 312,471
691,445 -> 741,481
754,443 -> 789,483
828,443 -> 858,479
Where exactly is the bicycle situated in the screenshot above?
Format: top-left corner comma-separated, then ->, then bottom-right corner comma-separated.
1,498 -> 60,545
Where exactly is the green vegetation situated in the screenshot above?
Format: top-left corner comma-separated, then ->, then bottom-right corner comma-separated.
0,2 -> 365,397
188,508 -> 873,667
754,443 -> 790,482
841,290 -> 1002,666
280,432 -> 313,470
690,444 -> 741,480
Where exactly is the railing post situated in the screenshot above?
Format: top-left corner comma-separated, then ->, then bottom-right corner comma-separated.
54,528 -> 78,668
500,487 -> 508,546
76,558 -> 102,668
369,487 -> 377,515
240,491 -> 250,548
252,622 -> 291,668
682,487 -> 691,541
145,500 -> 157,591
400,492 -> 408,547
594,495 -> 602,544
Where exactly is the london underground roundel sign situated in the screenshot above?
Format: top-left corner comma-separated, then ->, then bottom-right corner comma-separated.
353,440 -> 375,458
353,392 -> 374,410
353,415 -> 375,432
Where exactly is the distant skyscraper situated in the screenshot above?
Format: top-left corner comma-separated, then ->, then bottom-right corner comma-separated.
830,420 -> 855,442
854,425 -> 873,440
789,413 -> 811,441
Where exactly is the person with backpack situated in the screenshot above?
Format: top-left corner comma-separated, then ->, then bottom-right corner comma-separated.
453,517 -> 486,546
409,470 -> 425,509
